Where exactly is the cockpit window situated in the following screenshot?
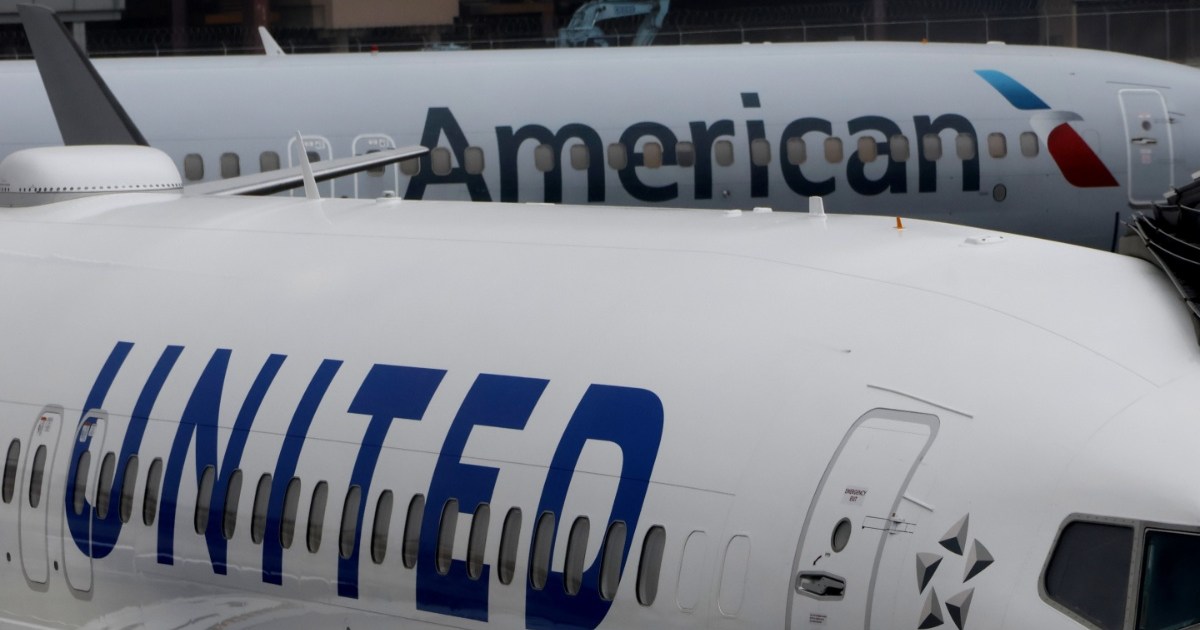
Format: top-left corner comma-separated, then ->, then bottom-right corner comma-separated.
1045,521 -> 1133,630
1138,529 -> 1200,630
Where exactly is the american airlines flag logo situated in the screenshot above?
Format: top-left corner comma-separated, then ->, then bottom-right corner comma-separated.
975,69 -> 1119,188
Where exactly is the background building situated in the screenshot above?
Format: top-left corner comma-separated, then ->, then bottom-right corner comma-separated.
0,0 -> 1198,64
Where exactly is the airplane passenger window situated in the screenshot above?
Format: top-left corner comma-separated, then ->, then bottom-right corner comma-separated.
339,485 -> 362,560
824,138 -> 844,164
529,512 -> 556,591
464,147 -> 485,175
988,133 -> 1008,158
183,154 -> 204,181
715,140 -> 735,167
72,450 -> 92,516
402,494 -> 425,569
222,469 -> 243,540
307,481 -> 329,553
857,137 -> 878,164
564,517 -> 591,596
436,499 -> 460,575
956,133 -> 977,160
431,148 -> 453,177
259,151 -> 281,172
600,521 -> 628,601
400,158 -> 421,176
643,142 -> 664,169
2,439 -> 19,504
371,490 -> 393,564
280,477 -> 302,549
890,134 -> 910,162
786,137 -> 807,166
1020,131 -> 1040,157
922,134 -> 943,161
194,465 -> 216,535
95,452 -> 116,519
497,507 -> 523,585
637,525 -> 667,606
142,457 -> 163,525
306,151 -> 321,163
751,138 -> 772,167
251,474 -> 272,544
607,143 -> 629,170
1138,529 -> 1200,630
220,152 -> 241,179
676,142 -> 696,168
1044,520 -> 1132,630
467,503 -> 491,580
570,144 -> 591,170
535,144 -> 556,173
118,455 -> 138,524
28,445 -> 46,509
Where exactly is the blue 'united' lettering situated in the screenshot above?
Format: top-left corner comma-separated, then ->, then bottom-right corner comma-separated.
71,343 -> 665,629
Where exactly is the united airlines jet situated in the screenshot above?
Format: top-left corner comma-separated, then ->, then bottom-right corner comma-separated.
1,25 -> 1198,247
1,6 -> 1200,629
5,102 -> 1200,630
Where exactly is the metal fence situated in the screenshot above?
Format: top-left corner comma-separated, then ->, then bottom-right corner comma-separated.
0,4 -> 1198,63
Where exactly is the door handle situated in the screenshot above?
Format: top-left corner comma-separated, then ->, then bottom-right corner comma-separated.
796,572 -> 847,598
1131,137 -> 1158,145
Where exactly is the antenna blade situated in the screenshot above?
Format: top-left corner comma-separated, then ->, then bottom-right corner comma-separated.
17,4 -> 148,146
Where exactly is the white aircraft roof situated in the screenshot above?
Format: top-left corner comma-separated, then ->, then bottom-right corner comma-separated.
5,194 -> 1194,387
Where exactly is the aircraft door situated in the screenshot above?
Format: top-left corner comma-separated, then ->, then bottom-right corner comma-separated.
19,406 -> 63,584
787,409 -> 938,630
287,135 -> 335,197
353,134 -> 400,199
1119,89 -> 1174,206
61,410 -> 107,593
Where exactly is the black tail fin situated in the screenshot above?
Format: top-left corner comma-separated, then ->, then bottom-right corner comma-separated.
18,4 -> 148,146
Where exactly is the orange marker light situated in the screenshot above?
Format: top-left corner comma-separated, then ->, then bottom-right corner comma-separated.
896,217 -> 905,230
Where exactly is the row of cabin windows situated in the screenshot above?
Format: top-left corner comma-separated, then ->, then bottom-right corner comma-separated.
2,439 -> 669,604
183,150 -> 293,182
180,130 -> 1043,182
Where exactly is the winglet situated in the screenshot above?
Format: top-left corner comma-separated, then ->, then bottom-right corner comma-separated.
258,26 -> 286,56
295,132 -> 320,200
17,4 -> 147,146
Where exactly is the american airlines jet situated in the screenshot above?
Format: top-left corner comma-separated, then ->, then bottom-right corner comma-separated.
2,6 -> 1200,630
1,25 -> 1198,248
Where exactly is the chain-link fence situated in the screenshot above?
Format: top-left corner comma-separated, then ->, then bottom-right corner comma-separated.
0,3 -> 1198,63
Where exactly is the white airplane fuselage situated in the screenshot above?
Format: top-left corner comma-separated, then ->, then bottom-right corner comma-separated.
2,41 -> 1199,248
0,189 -> 1198,628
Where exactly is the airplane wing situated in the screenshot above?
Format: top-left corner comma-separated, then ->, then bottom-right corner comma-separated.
17,4 -> 148,146
183,146 -> 428,197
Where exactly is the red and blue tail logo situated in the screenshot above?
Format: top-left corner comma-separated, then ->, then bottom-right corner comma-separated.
975,69 -> 1118,188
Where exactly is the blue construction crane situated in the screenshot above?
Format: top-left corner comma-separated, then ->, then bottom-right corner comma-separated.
556,0 -> 670,47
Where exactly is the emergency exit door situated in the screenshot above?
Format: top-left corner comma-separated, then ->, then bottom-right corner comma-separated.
788,409 -> 938,629
19,406 -> 62,584
62,410 -> 107,593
